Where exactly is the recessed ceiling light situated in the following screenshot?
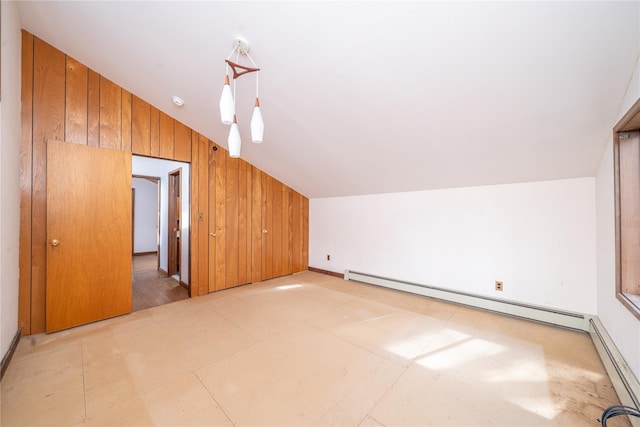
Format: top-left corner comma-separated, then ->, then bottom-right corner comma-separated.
172,96 -> 184,107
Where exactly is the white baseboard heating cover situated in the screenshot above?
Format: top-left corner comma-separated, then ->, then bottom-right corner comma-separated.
344,270 -> 640,417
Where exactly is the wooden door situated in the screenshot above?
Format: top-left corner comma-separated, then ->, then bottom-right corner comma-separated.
46,140 -> 132,333
261,176 -> 290,281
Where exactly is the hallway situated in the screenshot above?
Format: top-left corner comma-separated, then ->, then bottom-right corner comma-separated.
132,254 -> 188,312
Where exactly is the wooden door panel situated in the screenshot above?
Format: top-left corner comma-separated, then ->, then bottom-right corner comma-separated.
207,139 -> 218,293
239,159 -> 251,285
226,157 -> 239,288
250,167 -> 263,283
46,140 -> 132,332
214,150 -> 226,290
261,176 -> 292,281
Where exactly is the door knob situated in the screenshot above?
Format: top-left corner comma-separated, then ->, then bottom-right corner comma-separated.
51,239 -> 60,247
262,229 -> 268,234
210,232 -> 217,237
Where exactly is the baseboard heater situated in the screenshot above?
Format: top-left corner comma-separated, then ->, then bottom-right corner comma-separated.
344,270 -> 640,416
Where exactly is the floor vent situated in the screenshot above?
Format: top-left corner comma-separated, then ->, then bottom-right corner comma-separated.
344,269 -> 639,416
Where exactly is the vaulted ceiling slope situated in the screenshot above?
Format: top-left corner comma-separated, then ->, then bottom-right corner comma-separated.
17,1 -> 640,198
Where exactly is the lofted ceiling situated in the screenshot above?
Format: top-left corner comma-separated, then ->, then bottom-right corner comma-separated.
17,1 -> 640,198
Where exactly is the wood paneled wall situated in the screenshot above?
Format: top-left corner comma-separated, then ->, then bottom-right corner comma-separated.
20,31 -> 309,336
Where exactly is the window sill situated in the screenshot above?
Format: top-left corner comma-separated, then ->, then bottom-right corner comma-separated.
616,292 -> 640,321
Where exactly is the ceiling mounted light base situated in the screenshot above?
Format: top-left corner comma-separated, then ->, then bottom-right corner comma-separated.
172,96 -> 184,107
233,37 -> 249,55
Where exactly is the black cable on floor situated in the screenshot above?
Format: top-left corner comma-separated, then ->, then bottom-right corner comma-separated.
599,405 -> 640,426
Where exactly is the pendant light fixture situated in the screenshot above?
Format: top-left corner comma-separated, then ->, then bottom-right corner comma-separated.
228,115 -> 241,157
218,37 -> 263,158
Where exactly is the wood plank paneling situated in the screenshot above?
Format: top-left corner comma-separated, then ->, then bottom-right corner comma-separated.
32,37 -> 66,334
239,159 -> 251,285
20,31 -> 310,333
251,166 -> 263,283
174,121 -> 191,162
189,131 -> 200,296
19,31 -> 34,335
291,191 -> 302,273
150,106 -> 160,157
226,157 -> 239,288
121,89 -> 132,152
64,57 -> 88,145
214,148 -> 227,290
273,179 -> 284,278
159,111 -> 175,159
131,96 -> 151,155
262,174 -> 273,280
302,196 -> 309,270
207,140 -> 218,292
87,70 -> 100,147
283,186 -> 292,276
199,136 -> 211,295
99,76 -> 122,150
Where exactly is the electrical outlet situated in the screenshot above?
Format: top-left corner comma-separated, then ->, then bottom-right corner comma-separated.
327,254 -> 331,261
495,281 -> 503,291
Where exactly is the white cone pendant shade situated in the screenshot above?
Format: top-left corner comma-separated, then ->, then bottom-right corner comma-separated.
219,75 -> 235,125
228,116 -> 241,158
250,98 -> 264,143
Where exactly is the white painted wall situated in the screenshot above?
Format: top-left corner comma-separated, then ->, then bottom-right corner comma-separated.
595,55 -> 640,380
132,178 -> 159,254
132,156 -> 190,283
1,1 -> 22,359
310,178 -> 597,314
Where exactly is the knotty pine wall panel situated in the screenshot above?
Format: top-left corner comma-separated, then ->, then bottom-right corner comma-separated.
20,30 -> 308,334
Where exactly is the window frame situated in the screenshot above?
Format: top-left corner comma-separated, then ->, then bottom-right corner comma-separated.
613,97 -> 640,320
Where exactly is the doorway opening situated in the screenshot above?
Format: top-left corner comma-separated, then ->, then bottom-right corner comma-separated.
132,156 -> 191,311
167,168 -> 181,280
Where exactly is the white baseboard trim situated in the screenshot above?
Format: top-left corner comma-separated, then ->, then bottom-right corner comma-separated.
344,269 -> 639,416
589,317 -> 640,420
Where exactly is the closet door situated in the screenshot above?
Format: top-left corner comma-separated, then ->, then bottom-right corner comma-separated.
261,176 -> 290,280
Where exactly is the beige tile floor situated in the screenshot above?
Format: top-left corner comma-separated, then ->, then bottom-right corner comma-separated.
0,271 -> 628,426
